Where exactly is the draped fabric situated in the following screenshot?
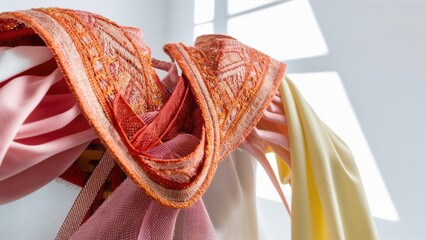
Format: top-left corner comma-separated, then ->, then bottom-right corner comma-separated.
0,8 -> 378,240
240,90 -> 292,215
279,76 -> 378,239
69,178 -> 215,240
202,150 -> 261,239
239,75 -> 379,238
0,46 -> 97,204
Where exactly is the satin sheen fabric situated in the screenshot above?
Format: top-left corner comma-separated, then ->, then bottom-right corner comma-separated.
0,46 -> 97,204
279,76 -> 378,239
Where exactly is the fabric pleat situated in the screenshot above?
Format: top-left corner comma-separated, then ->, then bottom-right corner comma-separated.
239,90 -> 292,214
173,198 -> 215,240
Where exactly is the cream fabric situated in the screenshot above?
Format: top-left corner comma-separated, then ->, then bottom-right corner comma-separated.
203,149 -> 262,239
280,76 -> 378,239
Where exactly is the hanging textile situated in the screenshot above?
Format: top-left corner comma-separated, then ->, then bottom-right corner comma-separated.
0,8 -> 378,239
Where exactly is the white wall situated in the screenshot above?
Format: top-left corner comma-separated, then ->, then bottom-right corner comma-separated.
1,0 -> 425,239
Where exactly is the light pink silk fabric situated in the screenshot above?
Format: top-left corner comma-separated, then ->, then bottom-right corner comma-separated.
240,91 -> 292,214
0,46 -> 97,204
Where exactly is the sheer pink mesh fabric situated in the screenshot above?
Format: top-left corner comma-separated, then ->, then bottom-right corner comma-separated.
70,178 -> 151,240
70,179 -> 215,240
146,133 -> 200,159
173,197 -> 215,240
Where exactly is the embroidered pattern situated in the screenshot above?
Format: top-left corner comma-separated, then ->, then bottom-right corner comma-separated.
195,35 -> 270,137
0,9 -> 285,208
166,35 -> 286,160
38,8 -> 165,117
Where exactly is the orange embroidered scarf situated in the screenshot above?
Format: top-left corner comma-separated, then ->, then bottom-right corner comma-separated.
0,8 -> 285,208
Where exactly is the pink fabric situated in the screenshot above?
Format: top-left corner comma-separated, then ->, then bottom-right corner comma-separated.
70,178 -> 215,240
0,47 -> 97,204
57,151 -> 117,240
241,91 -> 291,167
239,91 -> 291,214
173,198 -> 216,240
0,46 -> 53,82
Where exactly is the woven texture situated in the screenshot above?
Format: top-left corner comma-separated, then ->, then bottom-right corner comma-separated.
57,151 -> 116,240
69,178 -> 215,240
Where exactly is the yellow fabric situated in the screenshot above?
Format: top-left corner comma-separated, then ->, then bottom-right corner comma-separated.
279,76 -> 378,239
264,146 -> 292,184
275,154 -> 292,184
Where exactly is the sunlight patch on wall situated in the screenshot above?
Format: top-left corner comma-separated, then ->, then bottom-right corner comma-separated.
227,0 -> 328,61
194,0 -> 215,24
193,0 -> 215,39
228,0 -> 282,15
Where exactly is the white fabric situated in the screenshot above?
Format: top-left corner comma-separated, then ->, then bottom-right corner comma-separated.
203,149 -> 263,239
0,46 -> 53,82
